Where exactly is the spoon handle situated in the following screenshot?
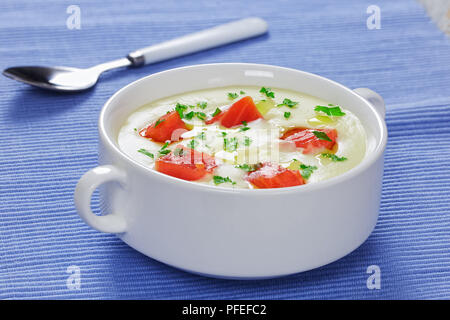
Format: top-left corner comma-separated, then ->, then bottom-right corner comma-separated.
127,17 -> 268,66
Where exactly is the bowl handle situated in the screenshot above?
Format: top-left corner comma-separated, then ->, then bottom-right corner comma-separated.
353,88 -> 385,119
74,165 -> 127,233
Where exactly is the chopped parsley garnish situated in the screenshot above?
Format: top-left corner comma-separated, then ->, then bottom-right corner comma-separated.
314,105 -> 346,117
158,142 -> 170,156
240,125 -> 250,132
240,121 -> 250,131
196,112 -> 207,121
259,87 -> 275,98
289,159 -> 317,180
240,90 -> 246,94
173,147 -> 184,157
175,103 -> 188,118
244,136 -> 252,146
182,108 -> 206,121
278,98 -> 298,108
321,153 -> 347,162
213,175 -> 236,185
299,164 -> 318,180
133,128 -> 137,132
158,149 -> 170,156
154,118 -> 165,127
235,164 -> 257,172
197,102 -> 208,109
228,92 -> 239,99
137,148 -> 154,159
188,139 -> 197,149
184,111 -> 195,120
221,132 -> 227,137
212,108 -> 221,117
313,130 -> 332,141
196,131 -> 206,140
175,103 -> 188,110
224,137 -> 238,152
284,111 -> 291,119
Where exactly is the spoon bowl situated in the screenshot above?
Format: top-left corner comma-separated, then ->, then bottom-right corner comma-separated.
3,66 -> 102,92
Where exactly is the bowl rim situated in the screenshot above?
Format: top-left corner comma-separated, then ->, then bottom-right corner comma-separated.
99,62 -> 387,195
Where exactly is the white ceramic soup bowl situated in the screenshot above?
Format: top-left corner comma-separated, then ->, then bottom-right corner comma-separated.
75,63 -> 387,279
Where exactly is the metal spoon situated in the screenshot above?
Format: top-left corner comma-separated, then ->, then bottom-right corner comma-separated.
2,18 -> 268,92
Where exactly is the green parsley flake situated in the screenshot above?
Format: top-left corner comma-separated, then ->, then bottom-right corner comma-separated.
321,153 -> 347,162
314,105 -> 346,117
175,103 -> 188,118
158,149 -> 170,156
235,164 -> 257,172
173,148 -> 184,157
313,130 -> 332,141
196,132 -> 206,140
284,111 -> 291,119
240,90 -> 246,95
196,112 -> 206,121
158,142 -> 170,156
244,136 -> 252,146
224,137 -> 238,152
240,121 -> 250,131
212,108 -> 221,117
278,98 -> 298,108
259,87 -> 275,98
154,118 -> 165,127
299,164 -> 318,180
213,175 -> 236,185
137,148 -> 154,159
197,102 -> 207,109
240,126 -> 250,132
188,139 -> 197,149
184,111 -> 195,120
228,92 -> 239,99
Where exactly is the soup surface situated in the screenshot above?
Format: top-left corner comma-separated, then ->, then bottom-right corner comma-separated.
118,86 -> 367,189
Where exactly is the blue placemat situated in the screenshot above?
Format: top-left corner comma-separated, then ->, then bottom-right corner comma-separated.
1,0 -> 449,299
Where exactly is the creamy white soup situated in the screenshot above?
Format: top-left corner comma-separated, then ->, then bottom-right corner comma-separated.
118,86 -> 367,189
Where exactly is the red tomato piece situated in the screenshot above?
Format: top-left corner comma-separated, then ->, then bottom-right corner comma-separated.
155,145 -> 217,181
217,96 -> 263,128
246,162 -> 305,189
281,128 -> 337,154
141,111 -> 188,143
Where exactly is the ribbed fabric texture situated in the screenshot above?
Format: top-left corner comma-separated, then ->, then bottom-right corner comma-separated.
0,0 -> 449,299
